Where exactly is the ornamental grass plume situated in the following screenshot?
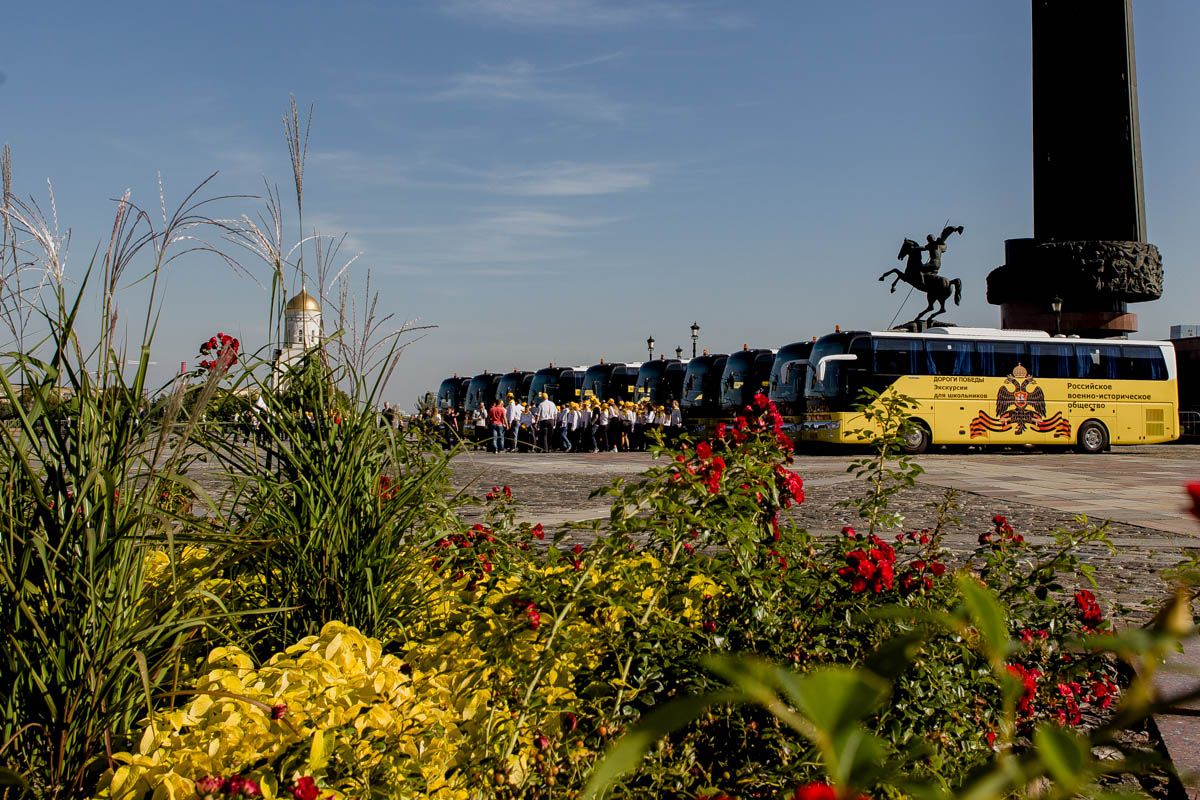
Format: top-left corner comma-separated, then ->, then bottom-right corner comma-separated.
0,168 -> 261,800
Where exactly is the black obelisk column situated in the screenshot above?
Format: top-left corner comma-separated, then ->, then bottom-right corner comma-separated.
986,0 -> 1162,337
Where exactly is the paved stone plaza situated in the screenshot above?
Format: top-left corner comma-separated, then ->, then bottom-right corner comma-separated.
450,444 -> 1200,618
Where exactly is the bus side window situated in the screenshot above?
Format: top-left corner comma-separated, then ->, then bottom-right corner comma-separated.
974,341 -> 1028,377
873,338 -> 924,375
1120,346 -> 1167,380
925,339 -> 972,375
1029,343 -> 1073,378
1073,345 -> 1121,379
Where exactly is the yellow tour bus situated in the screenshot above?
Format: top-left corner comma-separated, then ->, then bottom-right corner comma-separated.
801,327 -> 1178,454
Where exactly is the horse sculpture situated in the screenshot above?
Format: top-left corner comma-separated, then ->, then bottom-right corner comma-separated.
878,226 -> 964,324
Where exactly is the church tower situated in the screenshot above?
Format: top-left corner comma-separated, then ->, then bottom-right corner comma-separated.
284,289 -> 322,348
272,289 -> 323,390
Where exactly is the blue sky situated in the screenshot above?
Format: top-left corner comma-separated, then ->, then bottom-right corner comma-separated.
4,0 -> 1200,405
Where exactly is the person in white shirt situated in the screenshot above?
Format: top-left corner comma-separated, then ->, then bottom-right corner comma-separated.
559,404 -> 575,452
535,394 -> 557,452
505,394 -> 521,452
471,402 -> 488,450
580,404 -> 595,452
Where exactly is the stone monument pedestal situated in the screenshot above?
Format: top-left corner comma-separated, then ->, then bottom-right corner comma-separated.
987,237 -> 1162,338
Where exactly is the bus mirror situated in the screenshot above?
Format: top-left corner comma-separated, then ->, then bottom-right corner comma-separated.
815,354 -> 857,383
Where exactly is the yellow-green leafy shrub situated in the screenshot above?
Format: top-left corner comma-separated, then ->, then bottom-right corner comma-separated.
96,622 -> 472,800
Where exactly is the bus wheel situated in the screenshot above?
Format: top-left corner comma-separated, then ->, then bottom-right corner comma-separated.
901,420 -> 931,455
1075,420 -> 1108,454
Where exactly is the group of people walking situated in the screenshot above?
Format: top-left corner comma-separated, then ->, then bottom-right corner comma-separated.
440,393 -> 683,453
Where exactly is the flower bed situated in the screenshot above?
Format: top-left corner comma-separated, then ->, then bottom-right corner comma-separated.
91,396 -> 1148,800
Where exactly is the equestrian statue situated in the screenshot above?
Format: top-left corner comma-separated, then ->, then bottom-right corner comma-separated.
878,224 -> 965,324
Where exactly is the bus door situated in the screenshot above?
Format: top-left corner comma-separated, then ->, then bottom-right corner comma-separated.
867,338 -> 937,438
925,338 -> 976,443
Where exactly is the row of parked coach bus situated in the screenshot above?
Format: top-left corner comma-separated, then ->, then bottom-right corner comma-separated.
435,326 -> 1183,454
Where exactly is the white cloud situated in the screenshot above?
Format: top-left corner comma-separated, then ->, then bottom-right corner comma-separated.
441,0 -> 746,29
435,60 -> 625,123
306,207 -> 614,275
491,161 -> 653,196
476,208 -> 613,237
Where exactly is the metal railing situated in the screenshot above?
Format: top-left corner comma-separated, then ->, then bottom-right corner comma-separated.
1181,410 -> 1200,438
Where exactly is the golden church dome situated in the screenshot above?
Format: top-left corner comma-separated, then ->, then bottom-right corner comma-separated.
285,290 -> 321,313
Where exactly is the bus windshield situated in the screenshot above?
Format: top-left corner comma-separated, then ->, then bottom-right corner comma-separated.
682,359 -> 712,406
719,350 -> 770,408
465,374 -> 495,410
528,371 -> 558,406
436,378 -> 462,410
770,343 -> 813,404
635,360 -> 677,403
806,336 -> 852,400
496,372 -> 528,402
582,364 -> 615,400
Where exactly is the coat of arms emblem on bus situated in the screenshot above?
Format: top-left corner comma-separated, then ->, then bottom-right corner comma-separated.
969,364 -> 1071,438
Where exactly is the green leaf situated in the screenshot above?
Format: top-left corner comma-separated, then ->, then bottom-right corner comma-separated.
581,690 -> 740,800
776,667 -> 890,734
865,631 -> 931,680
1034,723 -> 1090,791
957,574 -> 1010,662
701,655 -> 780,706
0,767 -> 30,789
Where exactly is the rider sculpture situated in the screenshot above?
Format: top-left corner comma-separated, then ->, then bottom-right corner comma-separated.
878,224 -> 965,324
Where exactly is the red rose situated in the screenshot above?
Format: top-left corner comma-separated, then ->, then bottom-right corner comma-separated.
531,523 -> 545,540
792,782 -> 837,800
1006,663 -> 1041,718
1090,678 -> 1118,709
696,441 -> 713,460
195,776 -> 224,795
1187,481 -> 1200,520
225,776 -> 261,798
1074,589 -> 1103,628
287,776 -> 321,800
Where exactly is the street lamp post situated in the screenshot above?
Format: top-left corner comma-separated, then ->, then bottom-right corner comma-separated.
690,322 -> 700,358
646,335 -> 655,361
1051,296 -> 1063,337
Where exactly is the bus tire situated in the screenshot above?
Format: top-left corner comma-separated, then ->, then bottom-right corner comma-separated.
901,420 -> 932,455
1075,420 -> 1108,454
